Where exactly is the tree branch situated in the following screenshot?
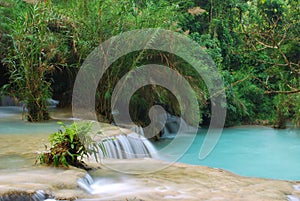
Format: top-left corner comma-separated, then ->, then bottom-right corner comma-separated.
265,89 -> 300,95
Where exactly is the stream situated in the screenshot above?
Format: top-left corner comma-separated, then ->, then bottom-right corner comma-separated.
0,106 -> 300,200
155,126 -> 300,181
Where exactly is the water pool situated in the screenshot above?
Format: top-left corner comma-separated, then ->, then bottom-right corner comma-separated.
155,127 -> 300,181
0,106 -> 72,169
1,106 -> 299,180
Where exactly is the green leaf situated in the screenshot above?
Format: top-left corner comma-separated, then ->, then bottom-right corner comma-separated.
67,150 -> 75,161
53,155 -> 59,167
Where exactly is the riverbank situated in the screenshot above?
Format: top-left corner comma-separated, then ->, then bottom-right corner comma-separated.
88,159 -> 300,201
0,167 -> 88,200
0,126 -> 299,200
0,159 -> 300,201
0,107 -> 299,200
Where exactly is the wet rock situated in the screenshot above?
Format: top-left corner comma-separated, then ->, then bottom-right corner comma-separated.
0,190 -> 48,201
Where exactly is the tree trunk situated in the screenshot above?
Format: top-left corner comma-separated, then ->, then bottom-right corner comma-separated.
27,99 -> 50,122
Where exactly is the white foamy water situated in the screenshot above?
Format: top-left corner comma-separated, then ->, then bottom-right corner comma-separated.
294,184 -> 300,192
288,195 -> 300,201
77,173 -> 146,200
98,133 -> 157,159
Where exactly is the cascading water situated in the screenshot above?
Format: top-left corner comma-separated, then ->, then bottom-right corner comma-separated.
0,190 -> 55,201
95,113 -> 194,160
161,113 -> 194,139
0,96 -> 59,107
98,133 -> 157,159
130,125 -> 145,136
77,174 -> 94,194
288,195 -> 300,201
77,173 -> 143,199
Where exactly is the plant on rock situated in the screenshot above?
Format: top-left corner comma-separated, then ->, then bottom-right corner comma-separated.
38,122 -> 105,170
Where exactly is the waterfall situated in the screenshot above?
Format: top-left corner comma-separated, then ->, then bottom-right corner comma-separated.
77,174 -> 94,194
94,113 -> 193,160
288,195 -> 300,201
294,185 -> 300,192
0,96 -> 59,107
112,113 -> 194,141
0,190 -> 54,201
161,113 -> 194,139
98,133 -> 157,160
130,125 -> 145,136
77,173 -> 142,197
0,96 -> 19,106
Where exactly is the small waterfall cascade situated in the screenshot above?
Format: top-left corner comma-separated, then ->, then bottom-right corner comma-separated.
98,133 -> 157,159
0,96 -> 59,107
77,173 -> 141,197
94,114 -> 194,160
0,190 -> 55,201
130,125 -> 145,136
287,195 -> 300,201
294,185 -> 300,192
113,113 -> 194,140
287,185 -> 300,201
77,174 -> 94,194
161,113 -> 194,139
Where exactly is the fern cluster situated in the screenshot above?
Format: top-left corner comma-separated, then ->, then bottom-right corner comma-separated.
38,122 -> 105,170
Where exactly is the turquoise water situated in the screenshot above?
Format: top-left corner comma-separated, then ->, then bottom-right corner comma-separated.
0,106 -> 72,135
1,107 -> 300,180
155,127 -> 300,181
0,106 -> 72,169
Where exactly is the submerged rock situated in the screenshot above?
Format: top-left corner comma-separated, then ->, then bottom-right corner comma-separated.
0,190 -> 48,201
0,167 -> 89,201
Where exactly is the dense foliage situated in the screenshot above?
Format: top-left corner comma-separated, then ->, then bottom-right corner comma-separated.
0,0 -> 299,128
179,0 -> 300,127
38,122 -> 104,169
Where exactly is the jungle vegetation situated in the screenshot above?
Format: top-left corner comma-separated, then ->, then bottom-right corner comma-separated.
37,121 -> 104,169
0,0 -> 299,128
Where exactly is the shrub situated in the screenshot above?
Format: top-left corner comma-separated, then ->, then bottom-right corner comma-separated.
38,121 -> 105,170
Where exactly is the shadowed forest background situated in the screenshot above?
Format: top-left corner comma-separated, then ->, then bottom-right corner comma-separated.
0,0 -> 299,128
